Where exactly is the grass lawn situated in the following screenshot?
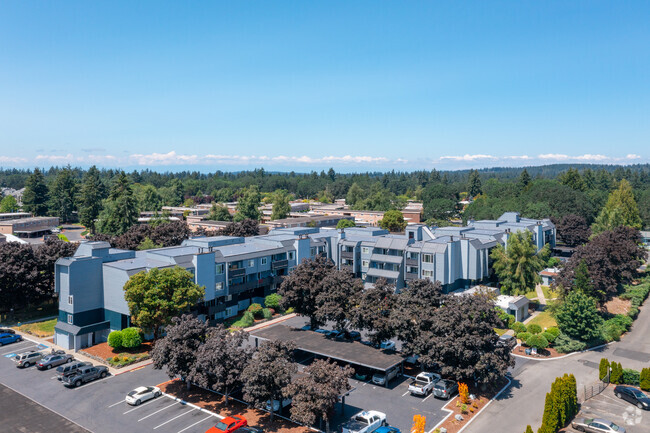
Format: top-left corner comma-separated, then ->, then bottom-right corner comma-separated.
526,311 -> 557,330
18,318 -> 57,338
541,285 -> 560,300
494,328 -> 508,336
524,289 -> 538,300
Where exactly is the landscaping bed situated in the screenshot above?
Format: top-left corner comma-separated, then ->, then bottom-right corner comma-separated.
512,345 -> 564,359
603,297 -> 631,315
160,380 -> 310,433
433,377 -> 509,433
80,341 -> 152,368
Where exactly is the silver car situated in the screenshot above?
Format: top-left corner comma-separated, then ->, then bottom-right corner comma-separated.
571,417 -> 625,433
37,351 -> 74,370
14,351 -> 44,368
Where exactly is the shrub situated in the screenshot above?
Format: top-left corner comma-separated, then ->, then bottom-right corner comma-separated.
247,303 -> 264,318
107,330 -> 123,349
459,382 -> 469,404
232,311 -> 255,328
640,368 -> 650,391
122,356 -> 130,363
541,331 -> 556,344
527,324 -> 542,335
511,322 -> 527,334
262,308 -> 272,319
554,333 -> 587,353
112,355 -> 120,363
601,319 -> 625,342
264,293 -> 282,310
461,404 -> 468,414
526,334 -> 549,349
546,327 -> 560,338
610,362 -> 623,384
285,307 -> 295,314
599,358 -> 610,381
121,327 -> 142,348
622,369 -> 640,386
517,332 -> 532,344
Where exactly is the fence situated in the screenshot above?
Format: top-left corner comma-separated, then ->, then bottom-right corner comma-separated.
580,372 -> 610,403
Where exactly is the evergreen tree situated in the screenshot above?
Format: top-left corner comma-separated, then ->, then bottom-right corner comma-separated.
591,179 -> 642,235
97,172 -> 139,235
599,358 -> 610,381
559,168 -> 585,191
234,185 -> 261,221
139,184 -> 162,211
271,189 -> 291,220
555,291 -> 603,342
490,231 -> 546,295
525,426 -> 533,433
467,169 -> 482,197
538,391 -> 559,433
22,168 -> 49,216
78,166 -> 106,233
519,169 -> 531,190
573,260 -> 599,299
640,368 -> 650,391
48,166 -> 77,223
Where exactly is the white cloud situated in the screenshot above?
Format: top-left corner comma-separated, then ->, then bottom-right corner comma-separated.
126,152 -> 399,166
439,154 -> 497,161
0,156 -> 28,163
35,154 -> 75,162
538,153 -> 569,160
626,154 -> 641,160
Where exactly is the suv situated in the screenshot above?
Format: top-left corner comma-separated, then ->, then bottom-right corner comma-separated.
497,334 -> 517,349
433,379 -> 458,400
56,361 -> 91,380
37,351 -> 74,370
372,366 -> 400,386
62,365 -> 108,387
14,351 -> 44,368
0,332 -> 23,346
0,327 -> 16,334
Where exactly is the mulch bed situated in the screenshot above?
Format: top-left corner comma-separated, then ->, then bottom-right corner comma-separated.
434,377 -> 509,433
81,341 -> 152,361
603,297 -> 631,315
512,345 -> 564,359
160,380 -> 310,433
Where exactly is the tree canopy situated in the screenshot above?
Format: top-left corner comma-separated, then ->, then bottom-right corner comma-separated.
379,209 -> 407,232
591,179 -> 642,235
490,231 -> 547,295
22,168 -> 49,216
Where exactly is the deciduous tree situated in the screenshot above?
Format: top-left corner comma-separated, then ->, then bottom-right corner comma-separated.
555,291 -> 603,342
235,185 -> 261,221
591,179 -> 642,235
336,219 -> 355,229
556,214 -> 590,247
207,203 -> 233,221
124,267 -> 205,339
271,190 -> 291,220
379,210 -> 407,232
314,269 -> 363,331
0,195 -> 19,213
349,279 -> 396,346
242,340 -> 297,420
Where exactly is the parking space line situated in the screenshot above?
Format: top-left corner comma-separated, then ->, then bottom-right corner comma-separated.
138,402 -> 177,421
422,393 -> 434,402
2,345 -> 38,356
401,391 -> 409,397
177,414 -> 214,433
70,374 -> 114,391
153,408 -> 196,429
108,400 -> 124,408
123,398 -> 158,414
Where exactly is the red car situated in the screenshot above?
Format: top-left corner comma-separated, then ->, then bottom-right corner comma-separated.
206,415 -> 247,433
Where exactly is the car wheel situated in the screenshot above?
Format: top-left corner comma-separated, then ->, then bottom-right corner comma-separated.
67,358 -> 72,363
155,391 -> 161,397
616,392 -> 622,398
135,399 -> 141,406
100,371 -> 107,378
75,380 -> 82,388
25,362 -> 31,368
46,364 -> 52,370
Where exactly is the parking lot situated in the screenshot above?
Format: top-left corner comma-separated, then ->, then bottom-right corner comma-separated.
568,386 -> 649,433
0,336 -> 223,433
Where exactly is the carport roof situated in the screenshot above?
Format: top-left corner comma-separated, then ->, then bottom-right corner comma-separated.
251,324 -> 404,371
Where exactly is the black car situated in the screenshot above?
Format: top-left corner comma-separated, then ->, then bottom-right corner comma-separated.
614,385 -> 650,410
335,331 -> 362,342
0,327 -> 15,334
232,427 -> 264,433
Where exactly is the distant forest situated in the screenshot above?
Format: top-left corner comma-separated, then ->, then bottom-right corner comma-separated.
2,163 -> 650,230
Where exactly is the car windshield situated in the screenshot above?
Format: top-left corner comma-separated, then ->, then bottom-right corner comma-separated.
631,389 -> 646,398
609,422 -> 620,431
128,391 -> 138,396
215,422 -> 228,431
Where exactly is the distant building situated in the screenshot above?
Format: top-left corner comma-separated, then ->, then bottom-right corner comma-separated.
266,215 -> 354,229
539,267 -> 560,286
0,212 -> 31,222
0,216 -> 59,238
495,294 -> 530,322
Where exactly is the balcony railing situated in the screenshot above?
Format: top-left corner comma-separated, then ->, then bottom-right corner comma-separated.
229,276 -> 276,294
341,251 -> 354,259
405,258 -> 418,266
405,272 -> 418,280
228,267 -> 246,278
271,259 -> 289,270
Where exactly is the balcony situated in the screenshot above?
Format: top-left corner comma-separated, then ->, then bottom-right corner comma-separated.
272,259 -> 289,270
405,258 -> 418,266
228,267 -> 246,278
405,272 -> 418,280
341,251 -> 354,259
340,264 -> 353,272
229,276 -> 275,294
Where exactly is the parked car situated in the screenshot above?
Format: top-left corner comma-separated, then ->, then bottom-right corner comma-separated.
231,427 -> 263,433
355,367 -> 371,381
206,415 -> 247,433
0,327 -> 16,334
13,351 -> 44,368
37,351 -> 74,370
496,334 -> 517,349
265,397 -> 291,412
404,354 -> 420,365
375,427 -> 400,433
408,372 -> 441,396
571,418 -> 625,433
341,410 -> 387,433
379,340 -> 395,350
335,331 -> 362,342
372,366 -> 400,386
315,329 -> 329,335
61,365 -> 108,387
126,386 -> 162,406
0,332 -> 23,346
56,361 -> 91,380
614,385 -> 650,410
433,379 -> 458,400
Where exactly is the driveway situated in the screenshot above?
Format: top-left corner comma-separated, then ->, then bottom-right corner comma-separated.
464,304 -> 650,433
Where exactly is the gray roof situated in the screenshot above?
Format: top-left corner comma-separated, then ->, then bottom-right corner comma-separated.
104,257 -> 170,271
251,325 -> 404,371
366,268 -> 400,279
374,237 -> 410,250
54,320 -> 110,336
370,254 -> 403,264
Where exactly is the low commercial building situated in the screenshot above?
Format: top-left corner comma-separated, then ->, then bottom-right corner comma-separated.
266,215 -> 354,229
0,212 -> 31,222
0,216 -> 59,238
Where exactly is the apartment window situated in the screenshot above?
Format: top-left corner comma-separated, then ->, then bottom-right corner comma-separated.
422,254 -> 433,263
67,314 -> 73,325
422,269 -> 433,277
362,260 -> 369,267
68,295 -> 73,305
261,257 -> 268,265
215,264 -> 224,275
310,247 -> 316,256
186,267 -> 195,275
215,282 -> 223,291
362,247 -> 370,254
289,267 -> 295,273
288,251 -> 295,260
248,259 -> 255,268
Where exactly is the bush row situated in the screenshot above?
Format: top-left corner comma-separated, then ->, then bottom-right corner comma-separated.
620,277 -> 650,319
536,374 -> 578,433
601,358 -> 650,389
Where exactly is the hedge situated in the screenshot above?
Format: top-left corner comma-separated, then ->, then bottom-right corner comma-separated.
620,277 -> 650,319
622,369 -> 640,386
262,308 -> 273,319
107,330 -> 123,349
511,322 -> 527,334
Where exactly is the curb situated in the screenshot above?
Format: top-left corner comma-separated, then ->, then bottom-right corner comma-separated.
244,313 -> 297,332
162,392 -> 224,420
115,359 -> 154,375
511,342 -> 614,362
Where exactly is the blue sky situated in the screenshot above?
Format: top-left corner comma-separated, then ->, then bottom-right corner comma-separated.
0,1 -> 648,172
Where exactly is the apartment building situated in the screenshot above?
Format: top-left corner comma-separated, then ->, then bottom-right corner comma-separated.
53,212 -> 554,350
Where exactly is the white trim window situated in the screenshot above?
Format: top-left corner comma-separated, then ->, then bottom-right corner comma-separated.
422,269 -> 433,277
248,259 -> 255,268
215,282 -> 223,291
362,247 -> 370,254
362,260 -> 370,268
261,257 -> 268,265
288,251 -> 295,260
215,264 -> 224,275
422,254 -> 433,263
68,295 -> 73,305
67,314 -> 73,325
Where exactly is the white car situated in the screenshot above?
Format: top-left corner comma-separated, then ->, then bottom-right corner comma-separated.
125,386 -> 161,406
341,410 -> 387,433
379,340 -> 395,350
265,397 -> 292,412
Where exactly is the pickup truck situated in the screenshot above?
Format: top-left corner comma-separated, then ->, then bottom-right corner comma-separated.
62,364 -> 108,387
341,410 -> 387,433
408,372 -> 441,396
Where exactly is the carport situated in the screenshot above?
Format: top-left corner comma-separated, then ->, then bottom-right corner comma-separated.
251,324 -> 405,388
